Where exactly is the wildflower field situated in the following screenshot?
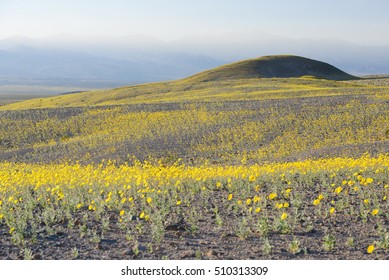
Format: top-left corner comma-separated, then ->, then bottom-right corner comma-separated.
0,76 -> 388,259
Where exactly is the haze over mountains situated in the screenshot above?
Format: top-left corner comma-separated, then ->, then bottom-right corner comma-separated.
1,32 -> 389,90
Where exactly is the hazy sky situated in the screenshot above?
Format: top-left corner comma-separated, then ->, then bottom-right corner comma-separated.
1,0 -> 388,44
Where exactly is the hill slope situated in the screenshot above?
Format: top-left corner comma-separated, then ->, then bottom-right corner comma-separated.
184,55 -> 358,82
0,55 -> 369,110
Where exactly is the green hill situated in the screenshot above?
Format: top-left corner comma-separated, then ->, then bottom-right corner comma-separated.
183,55 -> 358,82
0,55 -> 366,110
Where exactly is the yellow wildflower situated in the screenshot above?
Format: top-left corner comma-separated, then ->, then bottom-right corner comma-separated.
268,193 -> 277,200
334,187 -> 343,194
367,245 -> 374,254
276,203 -> 283,209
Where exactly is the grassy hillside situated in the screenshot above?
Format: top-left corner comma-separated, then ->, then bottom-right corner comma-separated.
1,79 -> 388,165
1,76 -> 385,110
0,55 -> 364,110
0,56 -> 388,165
0,56 -> 388,260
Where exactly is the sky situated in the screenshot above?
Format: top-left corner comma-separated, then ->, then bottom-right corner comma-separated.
1,0 -> 389,45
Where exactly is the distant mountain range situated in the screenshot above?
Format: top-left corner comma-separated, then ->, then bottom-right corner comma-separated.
0,45 -> 223,88
0,33 -> 388,89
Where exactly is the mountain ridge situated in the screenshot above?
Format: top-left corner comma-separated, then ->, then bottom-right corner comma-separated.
0,46 -> 224,88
